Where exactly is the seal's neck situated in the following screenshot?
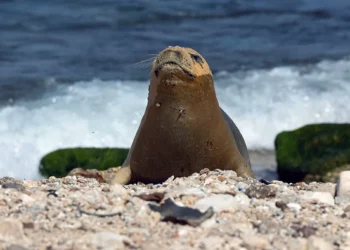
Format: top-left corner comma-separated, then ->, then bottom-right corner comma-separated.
149,74 -> 218,106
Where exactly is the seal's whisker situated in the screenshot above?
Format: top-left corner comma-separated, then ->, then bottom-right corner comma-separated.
129,57 -> 156,71
140,60 -> 154,67
129,57 -> 156,72
138,62 -> 154,71
130,57 -> 155,66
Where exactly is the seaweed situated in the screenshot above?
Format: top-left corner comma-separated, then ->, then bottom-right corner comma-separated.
275,123 -> 350,182
39,147 -> 129,178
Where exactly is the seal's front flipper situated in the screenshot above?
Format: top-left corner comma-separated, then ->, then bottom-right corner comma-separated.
103,166 -> 132,185
235,164 -> 255,179
68,166 -> 132,185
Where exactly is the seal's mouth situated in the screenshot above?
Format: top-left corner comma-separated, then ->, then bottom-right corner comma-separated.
154,61 -> 195,79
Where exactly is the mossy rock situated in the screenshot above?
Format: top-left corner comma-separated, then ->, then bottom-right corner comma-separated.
275,123 -> 350,183
39,148 -> 129,178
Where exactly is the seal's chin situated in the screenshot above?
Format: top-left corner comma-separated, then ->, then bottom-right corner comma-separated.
154,62 -> 195,79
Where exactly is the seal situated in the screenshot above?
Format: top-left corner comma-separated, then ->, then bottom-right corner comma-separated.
106,46 -> 254,184
69,47 -> 254,183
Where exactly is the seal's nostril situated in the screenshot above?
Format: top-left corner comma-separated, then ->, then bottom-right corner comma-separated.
161,50 -> 182,60
162,50 -> 171,56
174,51 -> 181,59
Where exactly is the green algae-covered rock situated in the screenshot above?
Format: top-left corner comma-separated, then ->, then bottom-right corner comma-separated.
39,148 -> 129,178
275,123 -> 350,183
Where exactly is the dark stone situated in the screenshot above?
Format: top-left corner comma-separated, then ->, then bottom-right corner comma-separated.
22,221 -> 35,229
0,177 -> 17,184
0,177 -> 25,192
259,179 -> 272,185
149,198 -> 214,227
275,201 -> 288,211
245,185 -> 277,199
46,189 -> 58,198
291,223 -> 317,238
2,182 -> 25,192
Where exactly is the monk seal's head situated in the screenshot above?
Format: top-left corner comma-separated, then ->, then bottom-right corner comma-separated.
148,46 -> 214,103
152,46 -> 212,80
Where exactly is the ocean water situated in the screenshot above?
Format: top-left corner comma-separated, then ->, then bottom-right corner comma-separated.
1,0 -> 350,180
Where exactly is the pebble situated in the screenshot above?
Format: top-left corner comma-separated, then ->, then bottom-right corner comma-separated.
19,194 -> 35,206
245,184 -> 277,198
95,232 -> 132,250
0,219 -> 30,244
336,171 -> 350,198
199,236 -> 227,249
109,184 -> 128,196
194,194 -> 233,212
307,236 -> 334,250
180,187 -> 206,197
194,193 -> 249,212
237,182 -> 249,192
241,232 -> 270,249
301,191 -> 335,206
286,237 -> 307,250
275,201 -> 288,211
2,183 -> 26,192
308,182 -> 336,196
287,203 -> 302,213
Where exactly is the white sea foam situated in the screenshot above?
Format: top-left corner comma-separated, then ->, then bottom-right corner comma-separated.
1,57 -> 350,180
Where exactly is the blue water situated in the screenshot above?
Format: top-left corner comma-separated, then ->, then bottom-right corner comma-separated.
2,0 -> 350,101
1,1 -> 350,179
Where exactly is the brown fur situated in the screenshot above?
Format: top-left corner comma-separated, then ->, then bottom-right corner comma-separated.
115,46 -> 254,184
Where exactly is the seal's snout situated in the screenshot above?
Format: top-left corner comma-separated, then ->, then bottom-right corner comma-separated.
154,49 -> 193,78
160,49 -> 183,61
153,46 -> 211,79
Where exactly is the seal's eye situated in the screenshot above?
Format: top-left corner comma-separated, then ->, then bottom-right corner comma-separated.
154,68 -> 160,77
190,54 -> 203,64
